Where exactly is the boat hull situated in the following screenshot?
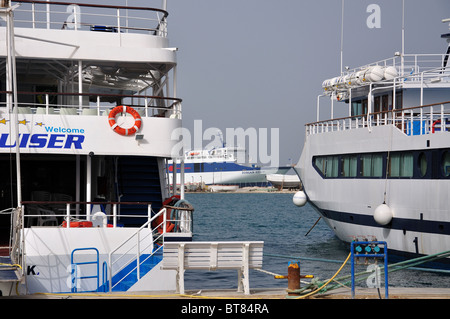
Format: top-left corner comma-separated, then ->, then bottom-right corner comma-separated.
21,227 -> 178,294
295,125 -> 450,268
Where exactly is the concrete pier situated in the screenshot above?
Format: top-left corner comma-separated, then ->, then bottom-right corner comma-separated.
4,287 -> 450,299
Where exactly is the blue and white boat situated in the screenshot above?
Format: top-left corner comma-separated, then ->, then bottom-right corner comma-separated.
169,145 -> 291,188
294,17 -> 450,269
0,0 -> 192,295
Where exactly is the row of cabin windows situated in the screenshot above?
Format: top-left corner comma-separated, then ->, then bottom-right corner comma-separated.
313,149 -> 450,179
351,92 -> 403,117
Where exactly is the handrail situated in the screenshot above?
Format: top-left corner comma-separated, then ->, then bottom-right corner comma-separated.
107,205 -> 193,292
306,100 -> 450,126
343,53 -> 447,78
13,0 -> 169,17
70,247 -> 100,293
21,200 -> 153,228
306,100 -> 450,136
107,207 -> 165,292
0,90 -> 182,117
20,200 -> 193,291
1,91 -> 182,104
11,1 -> 169,35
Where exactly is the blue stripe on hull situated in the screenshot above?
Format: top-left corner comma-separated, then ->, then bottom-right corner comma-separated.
320,209 -> 450,236
169,162 -> 261,173
309,202 -> 450,270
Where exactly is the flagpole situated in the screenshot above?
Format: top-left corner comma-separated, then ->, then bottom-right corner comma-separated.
401,0 -> 405,77
4,3 -> 21,208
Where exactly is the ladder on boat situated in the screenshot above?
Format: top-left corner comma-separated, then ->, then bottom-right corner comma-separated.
0,207 -> 25,294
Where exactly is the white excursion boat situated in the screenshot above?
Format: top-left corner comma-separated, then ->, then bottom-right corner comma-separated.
294,18 -> 450,269
0,0 -> 193,295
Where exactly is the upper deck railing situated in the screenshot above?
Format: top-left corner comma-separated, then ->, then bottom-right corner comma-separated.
311,55 -> 450,136
344,53 -> 448,81
11,1 -> 168,36
0,90 -> 182,117
306,100 -> 450,137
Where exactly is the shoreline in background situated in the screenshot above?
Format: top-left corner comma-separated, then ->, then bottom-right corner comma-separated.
185,186 -> 299,194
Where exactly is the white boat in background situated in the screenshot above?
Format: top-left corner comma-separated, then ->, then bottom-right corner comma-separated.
294,18 -> 450,269
208,185 -> 239,193
169,144 -> 291,187
0,0 -> 192,295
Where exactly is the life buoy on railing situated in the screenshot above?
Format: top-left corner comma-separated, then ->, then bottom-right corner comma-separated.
432,119 -> 441,133
61,221 -> 93,228
154,195 -> 180,234
108,105 -> 142,136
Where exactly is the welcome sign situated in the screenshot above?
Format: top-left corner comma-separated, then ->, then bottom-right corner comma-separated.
0,112 -> 180,157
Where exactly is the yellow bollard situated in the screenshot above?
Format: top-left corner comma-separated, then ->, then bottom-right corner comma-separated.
274,261 -> 314,296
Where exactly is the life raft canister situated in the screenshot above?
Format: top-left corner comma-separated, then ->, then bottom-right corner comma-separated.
108,105 -> 142,136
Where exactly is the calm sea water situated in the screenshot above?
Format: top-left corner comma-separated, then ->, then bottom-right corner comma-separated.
182,192 -> 450,292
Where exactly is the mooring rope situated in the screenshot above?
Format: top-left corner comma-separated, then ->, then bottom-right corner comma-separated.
265,249 -> 450,298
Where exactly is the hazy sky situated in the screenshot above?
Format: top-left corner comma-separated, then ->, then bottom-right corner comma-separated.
14,0 -> 448,166
167,0 -> 450,166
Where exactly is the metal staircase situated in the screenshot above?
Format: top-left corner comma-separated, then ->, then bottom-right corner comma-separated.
0,208 -> 24,294
117,156 -> 163,226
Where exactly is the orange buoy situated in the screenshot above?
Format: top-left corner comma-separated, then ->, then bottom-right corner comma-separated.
108,105 -> 142,136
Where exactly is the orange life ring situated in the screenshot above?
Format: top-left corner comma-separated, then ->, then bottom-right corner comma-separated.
61,221 -> 93,228
432,119 -> 440,133
108,105 -> 142,136
153,195 -> 180,234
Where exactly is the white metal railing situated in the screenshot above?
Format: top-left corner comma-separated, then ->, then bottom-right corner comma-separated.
21,201 -> 154,228
20,200 -> 193,291
311,60 -> 450,136
108,206 -> 193,292
0,91 -> 181,118
344,53 -> 448,79
306,101 -> 450,137
12,1 -> 168,36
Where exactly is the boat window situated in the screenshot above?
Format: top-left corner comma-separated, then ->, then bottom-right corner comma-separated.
374,96 -> 381,113
351,99 -> 368,117
313,156 -> 338,177
325,156 -> 339,177
341,155 -> 357,177
389,152 -> 413,177
351,101 -> 362,117
361,154 -> 383,177
313,149 -> 450,180
314,157 -> 326,175
418,152 -> 427,177
380,94 -> 390,115
395,91 -> 403,109
194,163 -> 204,172
442,151 -> 450,177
